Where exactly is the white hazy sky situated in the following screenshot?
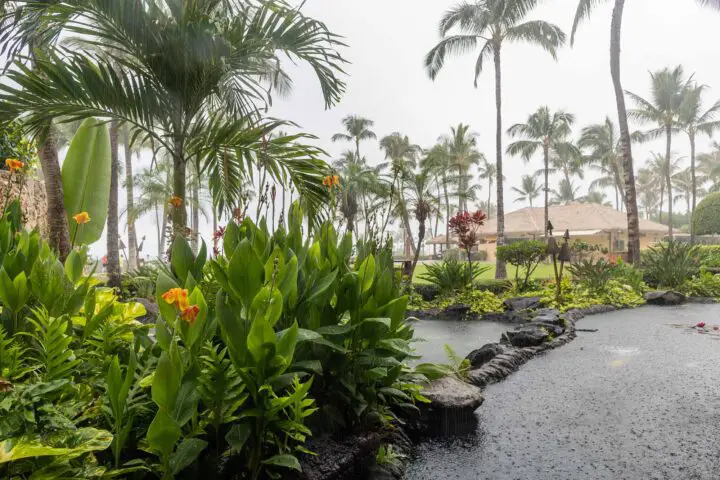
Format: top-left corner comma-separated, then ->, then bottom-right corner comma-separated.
91,0 -> 720,258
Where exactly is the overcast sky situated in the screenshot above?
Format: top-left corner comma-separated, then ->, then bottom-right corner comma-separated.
92,0 -> 720,258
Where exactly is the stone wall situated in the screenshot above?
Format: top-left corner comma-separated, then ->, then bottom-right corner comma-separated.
0,171 -> 48,236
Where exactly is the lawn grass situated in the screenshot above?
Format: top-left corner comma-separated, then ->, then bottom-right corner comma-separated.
412,261 -> 557,284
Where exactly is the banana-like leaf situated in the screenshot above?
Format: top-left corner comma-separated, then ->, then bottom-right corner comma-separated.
62,117 -> 111,246
0,428 -> 112,463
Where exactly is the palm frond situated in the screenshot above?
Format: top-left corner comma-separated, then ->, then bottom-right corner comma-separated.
570,0 -> 608,46
504,20 -> 566,59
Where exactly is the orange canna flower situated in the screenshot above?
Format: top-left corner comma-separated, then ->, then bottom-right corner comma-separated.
333,175 -> 340,186
73,212 -> 91,224
5,159 -> 24,172
180,305 -> 200,324
161,287 -> 190,311
322,175 -> 331,187
169,196 -> 183,208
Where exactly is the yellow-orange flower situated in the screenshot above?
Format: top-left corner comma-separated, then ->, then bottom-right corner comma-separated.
73,212 -> 91,224
5,159 -> 23,173
180,305 -> 200,324
161,287 -> 189,311
333,175 -> 340,186
322,175 -> 340,189
169,196 -> 182,208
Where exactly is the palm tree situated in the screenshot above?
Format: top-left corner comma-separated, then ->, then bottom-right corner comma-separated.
332,151 -> 378,235
105,121 -> 121,286
122,125 -> 138,270
512,174 -> 541,207
582,189 -> 612,207
404,170 -> 438,280
379,132 -> 421,248
331,115 -> 377,162
677,83 -> 720,240
551,179 -> 580,205
548,142 -> 586,185
0,1 -> 346,239
645,152 -> 683,227
627,66 -> 693,239
478,159 -> 497,218
579,118 -> 626,210
441,123 -> 484,212
636,169 -> 660,219
422,143 -> 454,251
507,106 -> 576,235
426,0 -> 565,278
673,168 -> 696,218
697,147 -> 720,191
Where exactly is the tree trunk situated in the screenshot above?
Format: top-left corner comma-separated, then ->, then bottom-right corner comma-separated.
443,179 -> 450,251
690,132 -> 697,243
402,209 -> 417,257
543,143 -> 549,237
493,46 -> 507,278
37,124 -> 71,261
123,126 -> 138,271
487,179 -> 492,216
409,220 -> 425,285
106,121 -> 121,288
154,201 -> 161,257
611,0 -> 641,264
665,125 -> 673,239
192,174 -> 200,253
172,136 -> 187,236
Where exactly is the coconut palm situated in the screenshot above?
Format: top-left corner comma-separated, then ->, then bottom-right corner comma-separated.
422,142 -> 455,251
478,159 -> 497,218
403,170 -> 439,280
645,152 -> 683,227
582,189 -> 612,207
551,179 -> 580,205
379,132 -> 421,246
548,142 -> 586,185
627,66 -> 693,238
440,123 -> 484,212
579,118 -> 626,210
122,125 -> 138,270
697,147 -> 720,191
512,174 -> 541,207
331,115 -> 377,162
672,168 -> 701,217
0,1 -> 346,238
425,0 -> 565,278
332,151 -> 378,235
677,83 -> 720,240
507,106 -> 576,235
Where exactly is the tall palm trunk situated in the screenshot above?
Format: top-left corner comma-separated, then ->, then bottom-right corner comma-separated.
493,47 -> 507,278
410,218 -> 425,283
665,124 -> 673,239
106,121 -> 121,287
123,126 -> 138,270
38,124 -> 71,261
443,178 -> 450,251
689,131 -> 697,243
172,136 -> 187,236
487,179 -> 492,216
191,174 -> 199,253
543,142 -> 549,237
611,0 -> 640,264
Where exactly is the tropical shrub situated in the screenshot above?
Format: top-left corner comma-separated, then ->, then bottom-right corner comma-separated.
2,201 -> 428,479
693,192 -> 720,236
641,241 -> 700,289
496,240 -> 548,291
697,245 -> 720,269
472,278 -> 514,295
534,278 -> 644,312
568,258 -> 646,294
419,257 -> 488,293
0,120 -> 38,169
679,271 -> 720,298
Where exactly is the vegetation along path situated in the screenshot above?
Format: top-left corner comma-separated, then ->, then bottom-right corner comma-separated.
409,304 -> 720,479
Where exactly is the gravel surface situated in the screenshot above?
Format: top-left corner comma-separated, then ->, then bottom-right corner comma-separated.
407,304 -> 720,480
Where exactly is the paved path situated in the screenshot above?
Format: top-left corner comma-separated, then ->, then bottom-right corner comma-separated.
408,304 -> 720,480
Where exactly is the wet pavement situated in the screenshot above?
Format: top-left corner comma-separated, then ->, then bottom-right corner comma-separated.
407,304 -> 720,480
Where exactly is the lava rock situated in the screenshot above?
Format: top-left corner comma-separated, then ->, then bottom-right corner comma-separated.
503,296 -> 542,311
503,324 -> 551,347
644,290 -> 686,306
529,321 -> 564,337
131,298 -> 158,325
562,309 -> 586,322
298,432 -> 381,480
465,343 -> 505,368
421,376 -> 485,435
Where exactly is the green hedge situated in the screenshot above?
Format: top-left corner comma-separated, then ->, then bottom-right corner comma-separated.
693,192 -> 720,236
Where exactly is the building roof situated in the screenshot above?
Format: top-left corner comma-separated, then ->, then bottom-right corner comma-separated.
428,203 -> 668,244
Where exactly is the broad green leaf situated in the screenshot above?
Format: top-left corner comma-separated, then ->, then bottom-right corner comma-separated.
179,288 -> 207,349
171,235 -> 194,284
356,255 -> 375,293
306,269 -> 338,303
229,239 -> 263,308
380,296 -> 409,330
262,453 -> 301,472
0,428 -> 112,463
62,117 -> 111,245
64,250 -> 84,284
152,353 -> 180,411
147,409 -> 181,457
155,272 -> 180,324
225,423 -> 251,454
276,321 -> 298,363
223,222 -> 240,257
250,286 -> 283,327
0,268 -> 17,312
216,292 -> 249,367
170,438 -> 208,475
172,377 -> 201,427
247,316 -> 275,364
